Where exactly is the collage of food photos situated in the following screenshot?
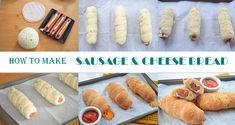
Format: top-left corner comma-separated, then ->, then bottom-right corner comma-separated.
0,0 -> 235,125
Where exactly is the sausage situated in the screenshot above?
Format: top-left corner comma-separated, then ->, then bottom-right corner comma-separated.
177,89 -> 189,97
191,83 -> 200,91
44,12 -> 61,32
55,18 -> 71,39
49,14 -> 66,36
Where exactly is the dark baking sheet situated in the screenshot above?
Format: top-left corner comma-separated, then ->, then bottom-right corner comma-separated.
158,75 -> 235,85
78,73 -> 158,125
158,0 -> 233,2
0,74 -> 77,125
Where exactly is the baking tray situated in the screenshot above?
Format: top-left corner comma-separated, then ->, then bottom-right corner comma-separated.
78,73 -> 158,125
158,0 -> 233,2
158,75 -> 235,125
0,74 -> 78,125
158,75 -> 235,85
39,8 -> 75,43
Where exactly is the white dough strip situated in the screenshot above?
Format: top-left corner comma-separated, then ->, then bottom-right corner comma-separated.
34,79 -> 65,105
139,8 -> 152,45
115,6 -> 127,45
86,6 -> 98,45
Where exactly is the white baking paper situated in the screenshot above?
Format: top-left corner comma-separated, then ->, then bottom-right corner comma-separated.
158,80 -> 235,125
78,73 -> 157,125
0,74 -> 78,125
79,0 -> 235,51
79,0 -> 159,51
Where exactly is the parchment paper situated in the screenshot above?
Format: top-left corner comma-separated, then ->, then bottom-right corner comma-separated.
0,74 -> 78,125
158,80 -> 235,125
79,0 -> 159,51
79,0 -> 235,51
78,73 -> 157,125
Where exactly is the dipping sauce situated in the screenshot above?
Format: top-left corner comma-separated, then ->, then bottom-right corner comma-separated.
82,110 -> 99,124
203,78 -> 218,88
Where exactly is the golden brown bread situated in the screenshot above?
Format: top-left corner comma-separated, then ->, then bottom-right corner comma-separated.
106,82 -> 132,110
160,96 -> 205,125
126,77 -> 157,107
196,92 -> 235,110
82,89 -> 114,120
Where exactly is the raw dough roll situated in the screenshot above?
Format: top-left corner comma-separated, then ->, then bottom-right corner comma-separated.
18,27 -> 39,49
106,82 -> 132,110
139,8 -> 152,45
159,8 -> 174,39
59,73 -> 78,91
218,8 -> 234,43
160,96 -> 205,125
115,6 -> 127,45
171,87 -> 196,101
86,6 -> 98,44
34,79 -> 65,105
8,88 -> 37,119
187,7 -> 201,41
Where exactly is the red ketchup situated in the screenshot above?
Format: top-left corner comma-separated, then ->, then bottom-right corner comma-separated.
203,78 -> 218,88
82,110 -> 99,124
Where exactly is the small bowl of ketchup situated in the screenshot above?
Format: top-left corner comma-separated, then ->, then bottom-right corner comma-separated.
200,76 -> 221,93
79,106 -> 101,125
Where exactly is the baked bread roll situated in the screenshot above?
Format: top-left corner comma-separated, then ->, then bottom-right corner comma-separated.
106,82 -> 132,110
160,96 -> 205,125
82,89 -> 114,120
183,78 -> 204,95
34,79 -> 65,105
171,87 -> 196,101
139,8 -> 152,45
86,6 -> 98,44
197,92 -> 235,110
159,8 -> 174,39
187,7 -> 201,41
125,77 -> 157,107
59,73 -> 78,91
218,8 -> 234,43
115,6 -> 127,45
8,88 -> 37,119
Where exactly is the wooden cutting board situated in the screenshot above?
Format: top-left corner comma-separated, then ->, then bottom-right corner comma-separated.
0,0 -> 78,51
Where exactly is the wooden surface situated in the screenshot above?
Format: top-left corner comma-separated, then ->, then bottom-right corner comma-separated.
0,0 -> 78,51
0,73 -> 78,125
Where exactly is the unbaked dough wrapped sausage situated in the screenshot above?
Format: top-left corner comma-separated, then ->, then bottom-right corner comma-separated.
8,88 -> 37,119
218,8 -> 234,43
159,8 -> 174,39
115,6 -> 127,45
86,6 -> 98,44
59,73 -> 78,91
139,8 -> 152,45
34,79 -> 65,105
187,7 -> 201,41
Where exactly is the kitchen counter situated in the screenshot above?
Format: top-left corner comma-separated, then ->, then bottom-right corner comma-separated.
0,0 -> 78,51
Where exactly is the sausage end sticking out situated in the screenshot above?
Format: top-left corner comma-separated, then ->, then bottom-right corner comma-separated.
29,112 -> 37,119
149,99 -> 158,107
